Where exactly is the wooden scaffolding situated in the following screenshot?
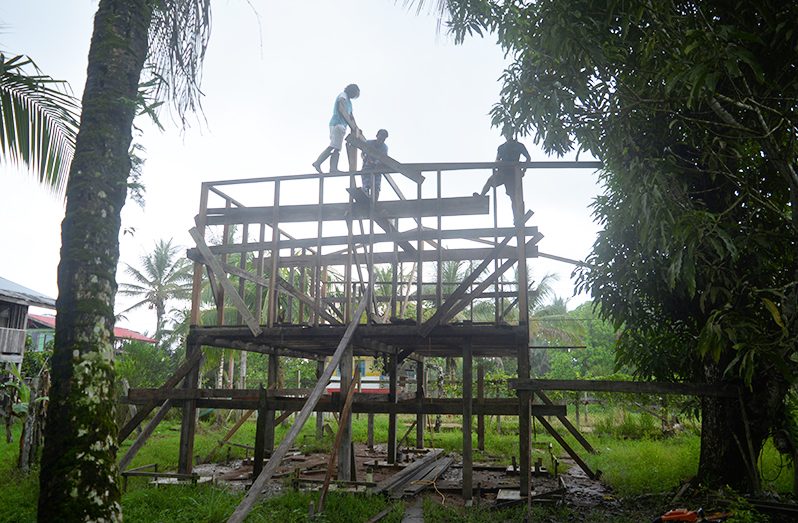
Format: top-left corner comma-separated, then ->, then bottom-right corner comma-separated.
123,154 -> 604,518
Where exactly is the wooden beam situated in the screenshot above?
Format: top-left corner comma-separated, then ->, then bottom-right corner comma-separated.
346,135 -> 424,183
119,349 -> 203,441
511,379 -> 738,398
127,392 -> 565,416
534,390 -> 595,454
193,225 -> 539,256
227,293 -> 369,523
190,227 -> 262,336
203,195 -> 488,226
119,399 -> 173,471
535,414 -> 597,479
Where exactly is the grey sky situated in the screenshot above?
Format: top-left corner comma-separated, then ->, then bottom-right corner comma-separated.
0,1 -> 601,334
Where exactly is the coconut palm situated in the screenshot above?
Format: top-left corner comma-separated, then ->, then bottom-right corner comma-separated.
0,52 -> 79,195
118,238 -> 193,341
40,1 -> 211,520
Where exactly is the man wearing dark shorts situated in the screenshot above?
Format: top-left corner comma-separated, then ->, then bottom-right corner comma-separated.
477,128 -> 531,218
361,129 -> 389,200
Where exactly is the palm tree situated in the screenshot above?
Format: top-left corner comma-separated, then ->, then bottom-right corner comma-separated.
118,239 -> 193,341
39,1 -> 211,520
0,52 -> 79,195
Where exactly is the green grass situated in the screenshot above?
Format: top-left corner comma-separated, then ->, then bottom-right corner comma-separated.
2,409 -> 795,522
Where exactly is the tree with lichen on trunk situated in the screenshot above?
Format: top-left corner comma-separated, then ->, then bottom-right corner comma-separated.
38,1 -> 210,520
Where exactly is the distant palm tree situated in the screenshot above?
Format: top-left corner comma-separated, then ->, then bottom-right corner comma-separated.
0,52 -> 79,196
118,239 -> 192,340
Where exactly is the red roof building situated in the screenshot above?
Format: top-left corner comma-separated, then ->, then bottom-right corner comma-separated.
27,314 -> 156,349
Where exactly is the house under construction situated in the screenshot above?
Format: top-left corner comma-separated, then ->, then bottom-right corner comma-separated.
121,142 -> 604,517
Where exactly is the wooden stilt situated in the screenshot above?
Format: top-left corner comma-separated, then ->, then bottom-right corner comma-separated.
264,353 -> 279,453
316,360 -> 324,440
477,359 -> 485,452
253,386 -> 268,478
367,413 -> 375,450
416,358 -> 425,449
463,339 -> 473,503
338,345 -> 354,480
387,352 -> 398,464
178,343 -> 201,474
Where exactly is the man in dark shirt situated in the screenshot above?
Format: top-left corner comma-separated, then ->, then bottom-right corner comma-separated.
361,129 -> 389,200
476,128 -> 531,218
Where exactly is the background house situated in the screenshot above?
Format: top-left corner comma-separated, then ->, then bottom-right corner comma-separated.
26,314 -> 156,352
0,276 -> 55,366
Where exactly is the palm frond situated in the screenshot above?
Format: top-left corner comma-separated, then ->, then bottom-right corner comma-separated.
145,0 -> 211,127
0,53 -> 79,196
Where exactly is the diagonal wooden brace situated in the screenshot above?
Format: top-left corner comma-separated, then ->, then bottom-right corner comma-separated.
190,226 -> 262,336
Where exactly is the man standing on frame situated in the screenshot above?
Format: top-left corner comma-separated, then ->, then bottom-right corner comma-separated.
313,83 -> 360,173
361,128 -> 389,200
476,127 -> 530,218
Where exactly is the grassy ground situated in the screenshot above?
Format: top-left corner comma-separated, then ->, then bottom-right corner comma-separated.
1,409 -> 794,522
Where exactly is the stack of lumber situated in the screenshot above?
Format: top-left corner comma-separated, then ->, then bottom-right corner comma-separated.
371,449 -> 452,499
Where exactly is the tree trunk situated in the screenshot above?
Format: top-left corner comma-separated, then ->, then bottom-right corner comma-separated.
38,1 -> 152,521
698,362 -> 788,493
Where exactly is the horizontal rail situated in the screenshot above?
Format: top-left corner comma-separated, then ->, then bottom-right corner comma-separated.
510,379 -> 739,398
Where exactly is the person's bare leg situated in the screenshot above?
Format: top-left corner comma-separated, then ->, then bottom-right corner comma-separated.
330,150 -> 340,173
313,147 -> 334,173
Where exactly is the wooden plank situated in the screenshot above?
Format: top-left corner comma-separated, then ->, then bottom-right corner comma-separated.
204,195 -> 488,226
372,448 -> 444,494
227,293 -> 369,523
119,349 -> 203,441
535,414 -> 597,479
119,399 -> 173,470
402,456 -> 454,496
346,135 -> 424,183
534,390 -> 595,454
190,227 -> 262,336
511,379 -> 738,398
348,187 -> 416,255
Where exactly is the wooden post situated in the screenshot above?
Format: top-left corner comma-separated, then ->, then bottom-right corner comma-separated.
416,181 -> 423,324
253,386 -> 267,478
337,345 -> 353,480
477,359 -> 485,452
316,360 -> 324,440
463,339 -> 473,503
264,353 -> 279,453
178,342 -> 200,474
416,358 -> 425,449
367,413 -> 375,450
387,352 -> 398,464
267,181 -> 281,327
512,165 -> 532,496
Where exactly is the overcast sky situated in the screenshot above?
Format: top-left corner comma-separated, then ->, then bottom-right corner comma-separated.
0,1 -> 602,335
